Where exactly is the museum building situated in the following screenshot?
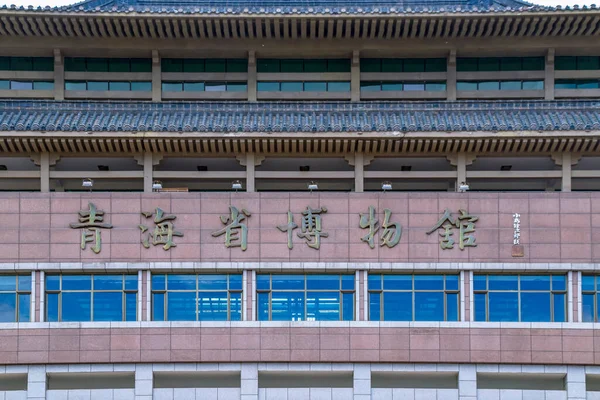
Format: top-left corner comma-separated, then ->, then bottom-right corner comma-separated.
2,0 -> 600,398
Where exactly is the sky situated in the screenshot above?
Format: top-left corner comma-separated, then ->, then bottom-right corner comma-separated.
3,0 -> 597,7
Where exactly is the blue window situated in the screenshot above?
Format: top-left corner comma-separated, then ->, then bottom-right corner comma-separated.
360,81 -> 446,92
45,275 -> 137,322
474,275 -> 566,322
0,275 -> 31,323
582,275 -> 600,322
457,80 -> 544,91
257,274 -> 355,321
368,274 -> 459,321
151,274 -> 242,321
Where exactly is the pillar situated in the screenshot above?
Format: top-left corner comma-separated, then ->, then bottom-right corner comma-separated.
241,364 -> 258,400
152,50 -> 161,102
566,366 -> 586,400
248,50 -> 257,102
135,364 -> 153,400
447,49 -> 457,101
458,364 -> 477,400
246,153 -> 256,192
545,48 -> 555,100
354,152 -> 364,193
143,152 -> 153,193
562,152 -> 572,192
27,366 -> 46,400
53,49 -> 64,101
40,152 -> 50,193
353,364 -> 371,400
351,50 -> 360,102
456,153 -> 467,192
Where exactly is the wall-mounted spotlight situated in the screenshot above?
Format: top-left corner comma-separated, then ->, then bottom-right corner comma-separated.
152,180 -> 163,191
458,181 -> 470,192
382,181 -> 392,192
82,178 -> 93,192
308,181 -> 318,192
299,165 -> 310,172
232,180 -> 243,192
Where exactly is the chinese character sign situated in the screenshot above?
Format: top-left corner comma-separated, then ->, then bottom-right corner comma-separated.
139,208 -> 183,251
69,202 -> 113,254
278,206 -> 329,250
212,206 -> 251,251
426,209 -> 478,250
513,213 -> 521,245
359,206 -> 402,248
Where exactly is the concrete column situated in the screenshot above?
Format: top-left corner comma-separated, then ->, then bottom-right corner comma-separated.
135,364 -> 153,400
353,364 -> 371,400
27,366 -> 46,400
351,50 -> 360,102
354,152 -> 364,193
248,50 -> 257,102
53,49 -> 64,101
152,50 -> 161,102
40,152 -> 50,193
241,363 -> 258,400
143,152 -> 153,193
562,152 -> 572,192
456,152 -> 467,192
246,153 -> 256,192
568,270 -> 574,322
447,49 -> 457,101
545,48 -> 555,100
566,366 -> 586,400
458,364 -> 477,400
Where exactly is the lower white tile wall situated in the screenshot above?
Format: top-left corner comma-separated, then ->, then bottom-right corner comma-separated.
153,388 -> 241,400
258,388 -> 353,400
588,392 -> 600,399
372,388 -> 459,400
0,392 -> 27,400
46,389 -> 134,400
478,389 -> 567,400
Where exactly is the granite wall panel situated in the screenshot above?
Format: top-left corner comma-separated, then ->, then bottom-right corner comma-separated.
0,192 -> 597,264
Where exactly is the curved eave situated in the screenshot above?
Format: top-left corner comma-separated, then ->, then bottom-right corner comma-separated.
1,10 -> 600,39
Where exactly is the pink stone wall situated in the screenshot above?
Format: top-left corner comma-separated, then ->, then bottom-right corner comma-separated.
0,326 -> 597,365
0,192 -> 597,263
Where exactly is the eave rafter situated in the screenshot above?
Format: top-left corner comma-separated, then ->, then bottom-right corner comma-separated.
2,11 -> 600,40
1,133 -> 599,156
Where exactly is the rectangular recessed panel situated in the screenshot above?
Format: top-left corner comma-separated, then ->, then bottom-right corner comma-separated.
259,372 -> 353,388
153,372 -> 240,388
371,372 -> 458,389
47,373 -> 135,390
0,374 -> 27,391
587,375 -> 600,391
477,373 -> 565,390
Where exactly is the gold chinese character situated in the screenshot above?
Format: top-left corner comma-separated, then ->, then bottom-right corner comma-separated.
359,206 -> 402,249
212,206 -> 251,251
277,211 -> 298,250
69,203 -> 112,254
426,209 -> 478,250
297,206 -> 328,250
139,208 -> 183,251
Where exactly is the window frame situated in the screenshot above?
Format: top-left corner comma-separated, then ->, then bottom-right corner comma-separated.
367,274 -> 460,322
582,275 -> 600,322
473,274 -> 567,322
150,274 -> 243,321
45,274 -> 138,322
256,274 -> 355,322
0,275 -> 31,323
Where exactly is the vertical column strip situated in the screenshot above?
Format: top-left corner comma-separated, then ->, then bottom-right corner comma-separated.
30,271 -> 36,322
38,271 -> 44,322
351,50 -> 360,102
39,153 -> 50,193
355,270 -> 360,321
468,271 -> 474,322
578,271 -> 583,323
545,48 -> 555,100
137,270 -> 143,322
562,152 -> 572,193
568,270 -> 574,322
53,49 -> 64,101
146,270 -> 151,321
247,50 -> 257,102
362,270 -> 367,321
447,49 -> 457,101
242,269 -> 248,321
460,270 -> 466,322
251,270 -> 256,321
151,49 -> 161,102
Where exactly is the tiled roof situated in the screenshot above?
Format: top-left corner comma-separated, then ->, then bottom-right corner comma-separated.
0,100 -> 599,133
7,0 -> 584,15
